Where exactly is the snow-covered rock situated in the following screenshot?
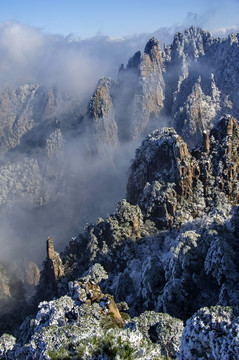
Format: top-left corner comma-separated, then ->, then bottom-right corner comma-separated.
179,306 -> 239,359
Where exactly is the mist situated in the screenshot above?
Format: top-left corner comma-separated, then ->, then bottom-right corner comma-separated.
0,21 -> 175,266
0,137 -> 142,267
0,19 -> 238,271
0,21 -> 172,98
0,20 -> 234,95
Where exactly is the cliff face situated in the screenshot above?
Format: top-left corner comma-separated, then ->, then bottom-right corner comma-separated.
0,84 -> 82,155
163,27 -> 239,147
127,115 -> 239,229
0,84 -> 82,214
118,37 -> 165,139
0,27 -> 238,218
0,27 -> 238,245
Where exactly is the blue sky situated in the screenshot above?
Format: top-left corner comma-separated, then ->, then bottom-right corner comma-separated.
0,0 -> 239,38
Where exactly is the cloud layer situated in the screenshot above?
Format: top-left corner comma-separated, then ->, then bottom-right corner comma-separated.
0,21 -> 149,97
0,20 -> 237,96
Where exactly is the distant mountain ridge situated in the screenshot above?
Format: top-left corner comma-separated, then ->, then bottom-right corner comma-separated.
88,26 -> 239,151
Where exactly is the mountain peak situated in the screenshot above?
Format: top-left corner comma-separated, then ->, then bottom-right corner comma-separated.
127,116 -> 239,228
144,37 -> 161,61
144,37 -> 160,53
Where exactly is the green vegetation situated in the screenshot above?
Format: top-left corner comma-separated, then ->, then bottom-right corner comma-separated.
48,332 -> 136,360
120,311 -> 131,322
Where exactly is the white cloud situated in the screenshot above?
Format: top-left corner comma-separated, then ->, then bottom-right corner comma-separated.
0,21 -> 146,97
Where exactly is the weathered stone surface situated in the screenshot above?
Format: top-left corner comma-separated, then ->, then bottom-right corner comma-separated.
115,37 -> 165,140
127,127 -> 203,228
31,114 -> 239,326
199,115 -> 239,205
0,84 -> 80,156
97,28 -> 239,147
1,27 -> 239,359
163,27 -> 239,147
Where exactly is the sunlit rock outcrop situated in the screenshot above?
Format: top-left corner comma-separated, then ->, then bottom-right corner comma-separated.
127,115 -> 239,229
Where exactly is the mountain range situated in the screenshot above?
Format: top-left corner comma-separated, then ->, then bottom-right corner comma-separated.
0,26 -> 239,359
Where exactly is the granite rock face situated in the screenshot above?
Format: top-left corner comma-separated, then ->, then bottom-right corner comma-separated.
1,285 -> 182,359
0,27 -> 238,219
86,27 -> 239,148
0,84 -> 81,156
0,27 -> 238,249
163,27 -> 239,147
0,84 -> 80,215
2,117 -> 239,357
119,37 -> 165,139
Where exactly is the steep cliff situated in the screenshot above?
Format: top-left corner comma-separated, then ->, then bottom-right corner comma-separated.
86,77 -> 119,154
127,115 -> 239,228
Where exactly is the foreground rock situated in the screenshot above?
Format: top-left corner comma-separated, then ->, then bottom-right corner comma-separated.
0,272 -> 183,359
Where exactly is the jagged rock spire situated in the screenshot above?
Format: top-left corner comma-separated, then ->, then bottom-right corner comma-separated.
45,236 -> 64,283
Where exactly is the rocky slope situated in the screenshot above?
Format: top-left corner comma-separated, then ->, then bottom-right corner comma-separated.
1,114 -> 238,359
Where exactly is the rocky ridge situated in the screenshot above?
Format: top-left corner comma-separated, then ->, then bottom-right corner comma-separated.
0,84 -> 83,215
1,114 -> 238,358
